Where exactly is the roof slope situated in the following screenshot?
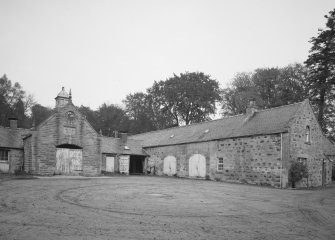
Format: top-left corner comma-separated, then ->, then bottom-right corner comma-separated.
0,127 -> 31,149
101,137 -> 147,156
130,101 -> 304,147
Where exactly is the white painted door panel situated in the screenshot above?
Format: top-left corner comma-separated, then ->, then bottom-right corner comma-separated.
189,154 -> 206,178
106,156 -> 115,172
163,156 -> 177,176
56,148 -> 82,174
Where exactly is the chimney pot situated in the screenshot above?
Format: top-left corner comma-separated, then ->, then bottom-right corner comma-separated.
9,118 -> 18,129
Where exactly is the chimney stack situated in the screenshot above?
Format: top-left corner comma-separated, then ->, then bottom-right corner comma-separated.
246,99 -> 258,115
114,130 -> 119,138
120,132 -> 127,145
9,118 -> 18,129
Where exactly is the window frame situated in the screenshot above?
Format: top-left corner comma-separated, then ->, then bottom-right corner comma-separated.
305,126 -> 311,143
0,149 -> 9,162
217,157 -> 224,172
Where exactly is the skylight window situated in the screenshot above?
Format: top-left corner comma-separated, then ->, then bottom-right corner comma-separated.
124,146 -> 130,150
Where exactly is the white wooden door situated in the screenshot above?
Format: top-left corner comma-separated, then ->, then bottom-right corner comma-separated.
56,148 -> 82,174
119,155 -> 130,174
189,154 -> 206,178
106,156 -> 115,172
163,156 -> 177,176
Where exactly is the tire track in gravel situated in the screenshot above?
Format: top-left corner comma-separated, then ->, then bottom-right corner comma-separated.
54,184 -> 252,219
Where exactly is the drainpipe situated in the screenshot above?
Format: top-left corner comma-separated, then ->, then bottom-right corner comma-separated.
280,133 -> 283,188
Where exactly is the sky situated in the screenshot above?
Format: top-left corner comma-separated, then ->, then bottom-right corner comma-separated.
0,0 -> 334,109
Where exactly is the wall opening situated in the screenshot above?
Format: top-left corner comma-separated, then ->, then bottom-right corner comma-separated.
56,144 -> 82,149
129,155 -> 145,175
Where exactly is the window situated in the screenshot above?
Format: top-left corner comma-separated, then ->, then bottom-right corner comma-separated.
305,126 -> 310,143
0,150 -> 9,162
298,157 -> 307,166
217,157 -> 224,171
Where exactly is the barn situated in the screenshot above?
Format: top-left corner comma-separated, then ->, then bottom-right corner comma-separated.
0,87 -> 334,188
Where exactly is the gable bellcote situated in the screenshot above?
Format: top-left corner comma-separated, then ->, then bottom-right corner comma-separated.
55,87 -> 71,109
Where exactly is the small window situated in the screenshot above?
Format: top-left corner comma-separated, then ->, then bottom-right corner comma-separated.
305,126 -> 310,143
298,157 -> 307,166
0,150 -> 9,162
217,157 -> 224,171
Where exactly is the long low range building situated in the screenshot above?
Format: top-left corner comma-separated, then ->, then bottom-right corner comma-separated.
0,87 -> 334,188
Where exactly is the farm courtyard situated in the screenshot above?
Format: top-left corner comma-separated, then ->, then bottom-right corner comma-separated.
0,176 -> 334,240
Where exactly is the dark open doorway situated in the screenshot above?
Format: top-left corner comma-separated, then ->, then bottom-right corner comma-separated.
129,155 -> 145,175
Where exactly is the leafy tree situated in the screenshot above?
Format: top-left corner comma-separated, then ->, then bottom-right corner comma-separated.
221,64 -> 307,116
221,72 -> 264,115
78,105 -> 99,131
305,8 -> 335,138
96,103 -> 130,136
149,72 -> 221,125
31,104 -> 54,127
123,92 -> 156,134
0,74 -> 29,127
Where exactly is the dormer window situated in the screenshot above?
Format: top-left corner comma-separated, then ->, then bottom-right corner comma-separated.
305,126 -> 310,143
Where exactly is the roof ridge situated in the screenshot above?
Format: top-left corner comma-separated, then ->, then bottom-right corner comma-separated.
130,113 -> 245,137
0,125 -> 31,131
255,100 -> 305,113
130,100 -> 305,138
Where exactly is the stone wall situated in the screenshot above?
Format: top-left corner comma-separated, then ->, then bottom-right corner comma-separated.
212,134 -> 282,187
0,149 -> 23,173
288,101 -> 332,187
9,149 -> 24,173
25,103 -> 102,175
144,133 -> 284,187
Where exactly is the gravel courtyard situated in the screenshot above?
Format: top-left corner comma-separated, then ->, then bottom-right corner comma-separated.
0,176 -> 334,240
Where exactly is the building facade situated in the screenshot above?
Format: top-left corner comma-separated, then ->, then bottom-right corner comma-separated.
0,88 -> 334,188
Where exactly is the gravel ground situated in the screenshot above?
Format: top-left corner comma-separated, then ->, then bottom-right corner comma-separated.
0,175 -> 334,240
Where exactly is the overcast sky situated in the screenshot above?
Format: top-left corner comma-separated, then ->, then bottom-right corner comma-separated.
1,0 -> 334,109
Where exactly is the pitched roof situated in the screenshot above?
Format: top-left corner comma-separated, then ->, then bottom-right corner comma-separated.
0,126 -> 31,149
101,137 -> 147,156
130,100 -> 304,147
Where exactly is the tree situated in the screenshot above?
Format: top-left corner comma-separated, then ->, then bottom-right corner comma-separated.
123,92 -> 156,134
31,104 -> 54,127
221,72 -> 264,115
221,64 -> 308,116
78,105 -> 99,131
149,72 -> 221,125
305,8 -> 335,139
96,103 -> 130,136
0,74 -> 29,127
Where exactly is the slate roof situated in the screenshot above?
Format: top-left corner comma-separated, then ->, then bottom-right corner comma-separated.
101,137 -> 147,156
130,100 -> 305,148
0,126 -> 31,149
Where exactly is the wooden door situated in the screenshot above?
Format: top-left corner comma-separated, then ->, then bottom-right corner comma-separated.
189,154 -> 206,178
119,155 -> 130,174
106,156 -> 115,173
56,148 -> 82,174
163,156 -> 177,176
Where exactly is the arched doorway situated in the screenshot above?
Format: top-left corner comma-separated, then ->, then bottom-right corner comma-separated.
55,144 -> 82,174
189,154 -> 206,178
163,156 -> 177,176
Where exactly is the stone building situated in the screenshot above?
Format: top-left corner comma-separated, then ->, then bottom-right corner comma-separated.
129,99 -> 335,188
0,88 -> 334,188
